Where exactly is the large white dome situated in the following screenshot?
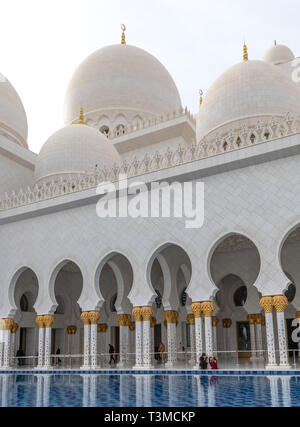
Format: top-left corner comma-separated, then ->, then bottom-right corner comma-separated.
197,60 -> 300,141
35,124 -> 121,184
0,73 -> 28,147
263,44 -> 295,65
64,44 -> 182,126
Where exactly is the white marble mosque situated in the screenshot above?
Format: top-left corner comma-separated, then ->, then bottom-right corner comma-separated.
0,27 -> 300,370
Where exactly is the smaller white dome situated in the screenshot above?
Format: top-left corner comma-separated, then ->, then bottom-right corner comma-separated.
0,73 -> 28,147
263,44 -> 295,65
35,124 -> 120,184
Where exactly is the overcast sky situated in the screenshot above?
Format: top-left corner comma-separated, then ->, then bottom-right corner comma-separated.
1,0 -> 299,153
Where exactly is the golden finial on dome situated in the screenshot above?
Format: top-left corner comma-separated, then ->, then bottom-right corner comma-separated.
274,40 -> 277,46
73,107 -> 86,125
121,24 -> 126,45
199,89 -> 203,108
243,42 -> 248,62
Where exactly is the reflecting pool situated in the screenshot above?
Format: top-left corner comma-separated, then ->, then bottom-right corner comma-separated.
0,374 -> 299,407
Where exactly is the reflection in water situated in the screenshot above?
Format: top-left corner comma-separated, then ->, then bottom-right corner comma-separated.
0,374 -> 297,407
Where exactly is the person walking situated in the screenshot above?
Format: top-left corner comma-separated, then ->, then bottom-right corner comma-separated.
158,342 -> 165,364
108,344 -> 116,366
56,347 -> 62,366
199,353 -> 208,370
16,348 -> 24,367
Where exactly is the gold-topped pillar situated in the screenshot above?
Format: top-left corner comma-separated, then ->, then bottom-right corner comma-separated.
10,323 -> 19,368
132,307 -> 143,368
44,315 -> 55,369
212,317 -> 219,355
164,310 -> 179,367
89,311 -> 100,369
273,295 -> 290,367
247,314 -> 257,360
191,303 -> 204,367
0,318 -> 14,369
260,297 -> 277,367
117,314 -> 131,367
81,312 -> 91,369
201,302 -> 215,357
142,307 -> 154,368
36,315 -> 46,368
187,314 -> 196,365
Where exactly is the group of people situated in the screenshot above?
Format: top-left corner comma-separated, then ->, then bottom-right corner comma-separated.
199,354 -> 218,370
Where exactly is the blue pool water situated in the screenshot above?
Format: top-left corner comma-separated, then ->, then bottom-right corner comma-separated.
0,374 -> 299,407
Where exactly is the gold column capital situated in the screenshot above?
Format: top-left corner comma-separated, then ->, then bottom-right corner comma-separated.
44,315 -> 55,328
81,312 -> 90,325
164,310 -> 179,324
67,325 -> 77,335
247,314 -> 256,325
129,321 -> 135,332
222,319 -> 232,329
117,314 -> 131,327
255,314 -> 263,325
260,297 -> 274,314
88,311 -> 101,325
212,316 -> 219,327
11,323 -> 19,334
191,302 -> 202,319
201,301 -> 215,318
0,318 -> 14,331
132,307 -> 143,322
141,306 -> 154,321
97,323 -> 108,333
273,295 -> 289,313
187,314 -> 195,326
36,315 -> 45,329
150,317 -> 157,328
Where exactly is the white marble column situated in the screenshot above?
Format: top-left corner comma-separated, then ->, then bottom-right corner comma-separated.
212,317 -> 219,356
118,314 -> 131,368
44,315 -> 54,369
260,298 -> 277,367
202,302 -> 215,358
274,296 -> 290,368
89,311 -> 100,369
37,327 -> 45,368
10,324 -> 18,367
187,314 -> 196,365
248,315 -> 257,360
191,303 -> 204,368
132,308 -> 143,368
0,319 -> 14,369
164,311 -> 179,367
255,315 -> 264,360
142,307 -> 154,368
81,312 -> 91,369
150,317 -> 156,364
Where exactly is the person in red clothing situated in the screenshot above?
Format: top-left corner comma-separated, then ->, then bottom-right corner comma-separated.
209,357 -> 218,370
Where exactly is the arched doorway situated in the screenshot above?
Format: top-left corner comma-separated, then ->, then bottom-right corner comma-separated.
148,243 -> 192,366
13,268 -> 39,364
210,234 -> 261,365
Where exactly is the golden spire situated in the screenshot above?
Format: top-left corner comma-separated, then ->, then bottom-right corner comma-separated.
73,107 -> 86,125
121,24 -> 126,45
199,89 -> 203,108
243,42 -> 248,62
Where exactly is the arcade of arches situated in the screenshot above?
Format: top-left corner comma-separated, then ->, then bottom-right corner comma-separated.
1,229 -> 300,370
